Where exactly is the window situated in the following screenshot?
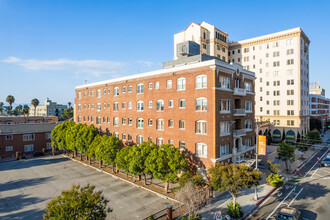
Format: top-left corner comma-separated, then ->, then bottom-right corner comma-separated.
177,77 -> 186,90
220,122 -> 230,135
245,120 -> 252,130
220,144 -> 229,156
273,81 -> 280,86
128,102 -> 132,109
220,100 -> 230,112
128,85 -> 132,93
96,89 -> 101,98
149,83 -> 153,90
287,110 -> 294,116
78,104 -> 81,111
273,61 -> 280,67
156,138 -> 164,146
45,133 -> 51,139
245,102 -> 252,112
274,110 -> 280,115
113,117 -> 119,126
179,99 -> 185,108
166,80 -> 172,89
137,135 -> 144,145
260,107 -> 263,112
24,144 -> 34,152
148,101 -> 153,108
114,87 -> 119,96
96,116 -> 101,125
195,75 -> 207,89
167,100 -> 173,108
195,98 -> 207,111
91,91 -> 94,97
287,59 -> 294,65
128,118 -> 132,126
122,134 -> 126,140
157,119 -> 164,130
155,82 -> 159,89
156,100 -> 164,111
23,134 -> 35,141
122,102 -> 126,109
128,134 -> 132,141
273,51 -> 280,57
287,100 -> 294,105
273,91 -> 280,96
287,90 -> 294,95
103,103 -> 107,109
195,143 -> 207,157
273,100 -> 280,106
5,146 -> 13,151
91,116 -> 94,122
97,103 -> 101,111
168,120 -> 174,128
168,140 -> 174,145
179,141 -> 186,151
148,119 -> 153,126
107,88 -> 110,94
245,138 -> 252,147
137,84 -> 144,94
137,101 -> 144,111
244,82 -> 252,92
234,79 -> 240,88
196,120 -> 207,134
287,49 -> 294,55
137,118 -> 144,129
6,135 -> 13,140
179,120 -> 185,130
219,76 -> 230,89
113,132 -> 119,138
122,118 -> 126,125
78,92 -> 81,100
286,38 -> 293,45
121,86 -> 126,93
113,102 -> 119,111
287,120 -> 294,126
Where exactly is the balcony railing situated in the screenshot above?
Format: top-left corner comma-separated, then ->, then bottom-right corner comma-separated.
233,109 -> 246,116
233,129 -> 246,137
233,88 -> 246,96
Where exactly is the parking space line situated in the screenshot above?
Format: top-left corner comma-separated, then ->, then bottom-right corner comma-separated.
288,188 -> 303,207
311,168 -> 319,178
266,187 -> 295,220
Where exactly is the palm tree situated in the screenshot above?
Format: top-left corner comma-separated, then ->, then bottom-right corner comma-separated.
22,104 -> 29,116
0,102 -> 4,114
6,95 -> 15,115
31,98 -> 40,116
68,102 -> 72,108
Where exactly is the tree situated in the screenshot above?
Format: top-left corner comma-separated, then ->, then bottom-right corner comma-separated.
305,130 -> 322,144
62,108 -> 73,120
43,184 -> 111,220
266,160 -> 280,174
282,129 -> 286,142
77,124 -> 98,160
175,182 -> 202,219
66,123 -> 84,157
0,102 -> 3,114
6,95 -> 15,115
116,146 -> 133,178
95,135 -> 122,172
179,171 -> 206,189
276,141 -> 295,171
145,144 -> 187,193
87,134 -> 102,164
22,104 -> 29,116
13,104 -> 23,115
310,118 -> 322,131
68,102 -> 72,108
208,164 -> 262,211
51,121 -> 75,152
297,144 -> 308,159
31,98 -> 40,116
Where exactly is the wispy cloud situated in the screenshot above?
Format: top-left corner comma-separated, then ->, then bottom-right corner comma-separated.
1,56 -> 127,77
136,60 -> 155,68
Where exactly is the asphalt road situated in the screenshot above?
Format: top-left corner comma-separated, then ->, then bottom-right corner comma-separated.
0,155 -> 175,220
248,147 -> 330,220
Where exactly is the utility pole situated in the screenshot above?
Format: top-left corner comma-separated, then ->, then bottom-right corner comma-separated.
254,123 -> 259,201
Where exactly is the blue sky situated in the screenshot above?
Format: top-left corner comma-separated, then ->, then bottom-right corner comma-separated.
0,0 -> 329,105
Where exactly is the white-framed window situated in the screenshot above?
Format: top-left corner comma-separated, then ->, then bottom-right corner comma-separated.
245,101 -> 253,112
45,133 -> 51,139
195,98 -> 207,111
219,76 -> 230,89
24,144 -> 34,152
128,118 -> 132,126
128,85 -> 132,93
78,104 -> 81,111
96,89 -> 101,98
122,86 -> 126,93
46,142 -> 52,149
113,117 -> 119,126
137,101 -> 144,111
220,100 -> 230,113
179,120 -> 185,130
97,103 -> 101,111
156,100 -> 164,111
137,83 -> 144,94
91,116 -> 94,122
168,140 -> 174,145
114,87 -> 119,96
23,134 -> 35,141
220,144 -> 229,156
103,117 -> 106,123
107,88 -> 110,94
96,116 -> 101,125
168,119 -> 174,128
244,82 -> 252,92
148,101 -> 153,108
107,117 -> 110,123
113,132 -> 119,138
128,134 -> 132,141
179,99 -> 186,109
149,83 -> 153,90
137,135 -> 144,145
156,138 -> 164,146
5,135 -> 13,140
104,103 -> 107,109
78,116 -> 81,123
177,77 -> 186,91
122,102 -> 126,109
195,75 -> 207,89
113,102 -> 119,111
220,122 -> 230,136
245,120 -> 252,130
5,146 -> 13,151
168,100 -> 174,108
179,141 -> 186,151
78,92 -> 81,100
137,118 -> 144,129
91,91 -> 94,97
156,119 -> 164,130
122,118 -> 126,125
195,143 -> 207,157
287,59 -> 294,65
128,102 -> 132,109
166,80 -> 172,89
122,133 -> 126,140
196,120 -> 207,134
155,82 -> 159,89
148,119 -> 153,126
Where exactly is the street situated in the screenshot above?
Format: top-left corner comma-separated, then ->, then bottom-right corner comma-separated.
248,147 -> 330,220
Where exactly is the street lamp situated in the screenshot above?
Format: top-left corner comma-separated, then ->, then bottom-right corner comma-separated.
254,122 -> 259,201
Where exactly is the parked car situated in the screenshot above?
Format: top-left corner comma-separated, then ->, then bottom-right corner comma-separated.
321,157 -> 330,167
276,207 -> 301,220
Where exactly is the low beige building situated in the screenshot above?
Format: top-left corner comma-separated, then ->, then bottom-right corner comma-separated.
29,99 -> 67,118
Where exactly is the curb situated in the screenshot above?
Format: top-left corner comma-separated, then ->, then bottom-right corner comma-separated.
291,147 -> 322,174
256,187 -> 276,206
62,154 -> 180,204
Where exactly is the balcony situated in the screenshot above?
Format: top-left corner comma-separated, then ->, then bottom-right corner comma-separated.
233,88 -> 246,96
233,109 -> 246,116
233,129 -> 246,137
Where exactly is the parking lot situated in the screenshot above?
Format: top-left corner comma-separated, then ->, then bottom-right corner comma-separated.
0,155 -> 176,219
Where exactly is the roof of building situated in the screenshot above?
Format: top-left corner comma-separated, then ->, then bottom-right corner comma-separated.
0,123 -> 59,135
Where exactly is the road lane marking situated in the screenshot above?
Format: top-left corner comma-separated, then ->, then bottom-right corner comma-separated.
288,188 -> 303,207
266,187 -> 295,220
311,168 -> 319,178
304,150 -> 329,178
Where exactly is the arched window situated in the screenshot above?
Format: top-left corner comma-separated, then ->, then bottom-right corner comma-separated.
195,143 -> 207,157
122,86 -> 126,93
137,135 -> 144,145
114,87 -> 119,96
195,120 -> 207,134
113,117 -> 119,126
113,132 -> 119,138
156,119 -> 164,130
128,85 -> 132,93
156,100 -> 164,111
137,83 -> 144,94
195,75 -> 207,89
137,101 -> 144,111
148,101 -> 153,108
179,99 -> 185,108
137,118 -> 144,129
96,116 -> 101,125
156,138 -> 164,146
195,98 -> 207,111
177,77 -> 186,90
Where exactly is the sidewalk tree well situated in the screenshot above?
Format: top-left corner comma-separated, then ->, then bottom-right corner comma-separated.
77,124 -> 98,160
145,144 -> 187,193
43,184 -> 111,220
95,135 -> 122,172
208,164 -> 262,211
276,141 -> 295,171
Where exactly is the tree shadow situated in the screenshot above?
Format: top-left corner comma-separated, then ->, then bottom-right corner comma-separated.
0,176 -> 52,193
0,208 -> 45,220
0,194 -> 46,214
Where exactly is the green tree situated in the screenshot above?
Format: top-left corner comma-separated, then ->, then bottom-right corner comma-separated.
305,130 -> 322,144
208,164 -> 262,211
62,107 -> 73,120
43,184 -> 111,220
22,104 -> 29,116
145,144 -> 187,193
266,160 -> 280,174
51,121 -> 75,152
87,134 -> 102,164
6,95 -> 15,115
116,146 -> 133,178
68,102 -> 72,108
0,102 -> 4,114
66,123 -> 84,157
276,141 -> 295,171
95,135 -> 122,172
31,98 -> 40,116
12,104 -> 23,115
77,124 -> 98,160
179,171 -> 206,189
310,118 -> 322,131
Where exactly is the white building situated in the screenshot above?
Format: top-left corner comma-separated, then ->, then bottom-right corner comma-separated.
29,99 -> 67,117
175,22 -> 310,141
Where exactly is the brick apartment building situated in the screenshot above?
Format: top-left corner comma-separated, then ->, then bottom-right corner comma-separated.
0,123 -> 58,159
0,116 -> 58,125
75,53 -> 256,170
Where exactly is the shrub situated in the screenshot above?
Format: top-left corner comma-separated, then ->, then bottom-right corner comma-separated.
181,212 -> 202,220
227,202 -> 243,219
266,173 -> 284,187
179,172 -> 206,189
